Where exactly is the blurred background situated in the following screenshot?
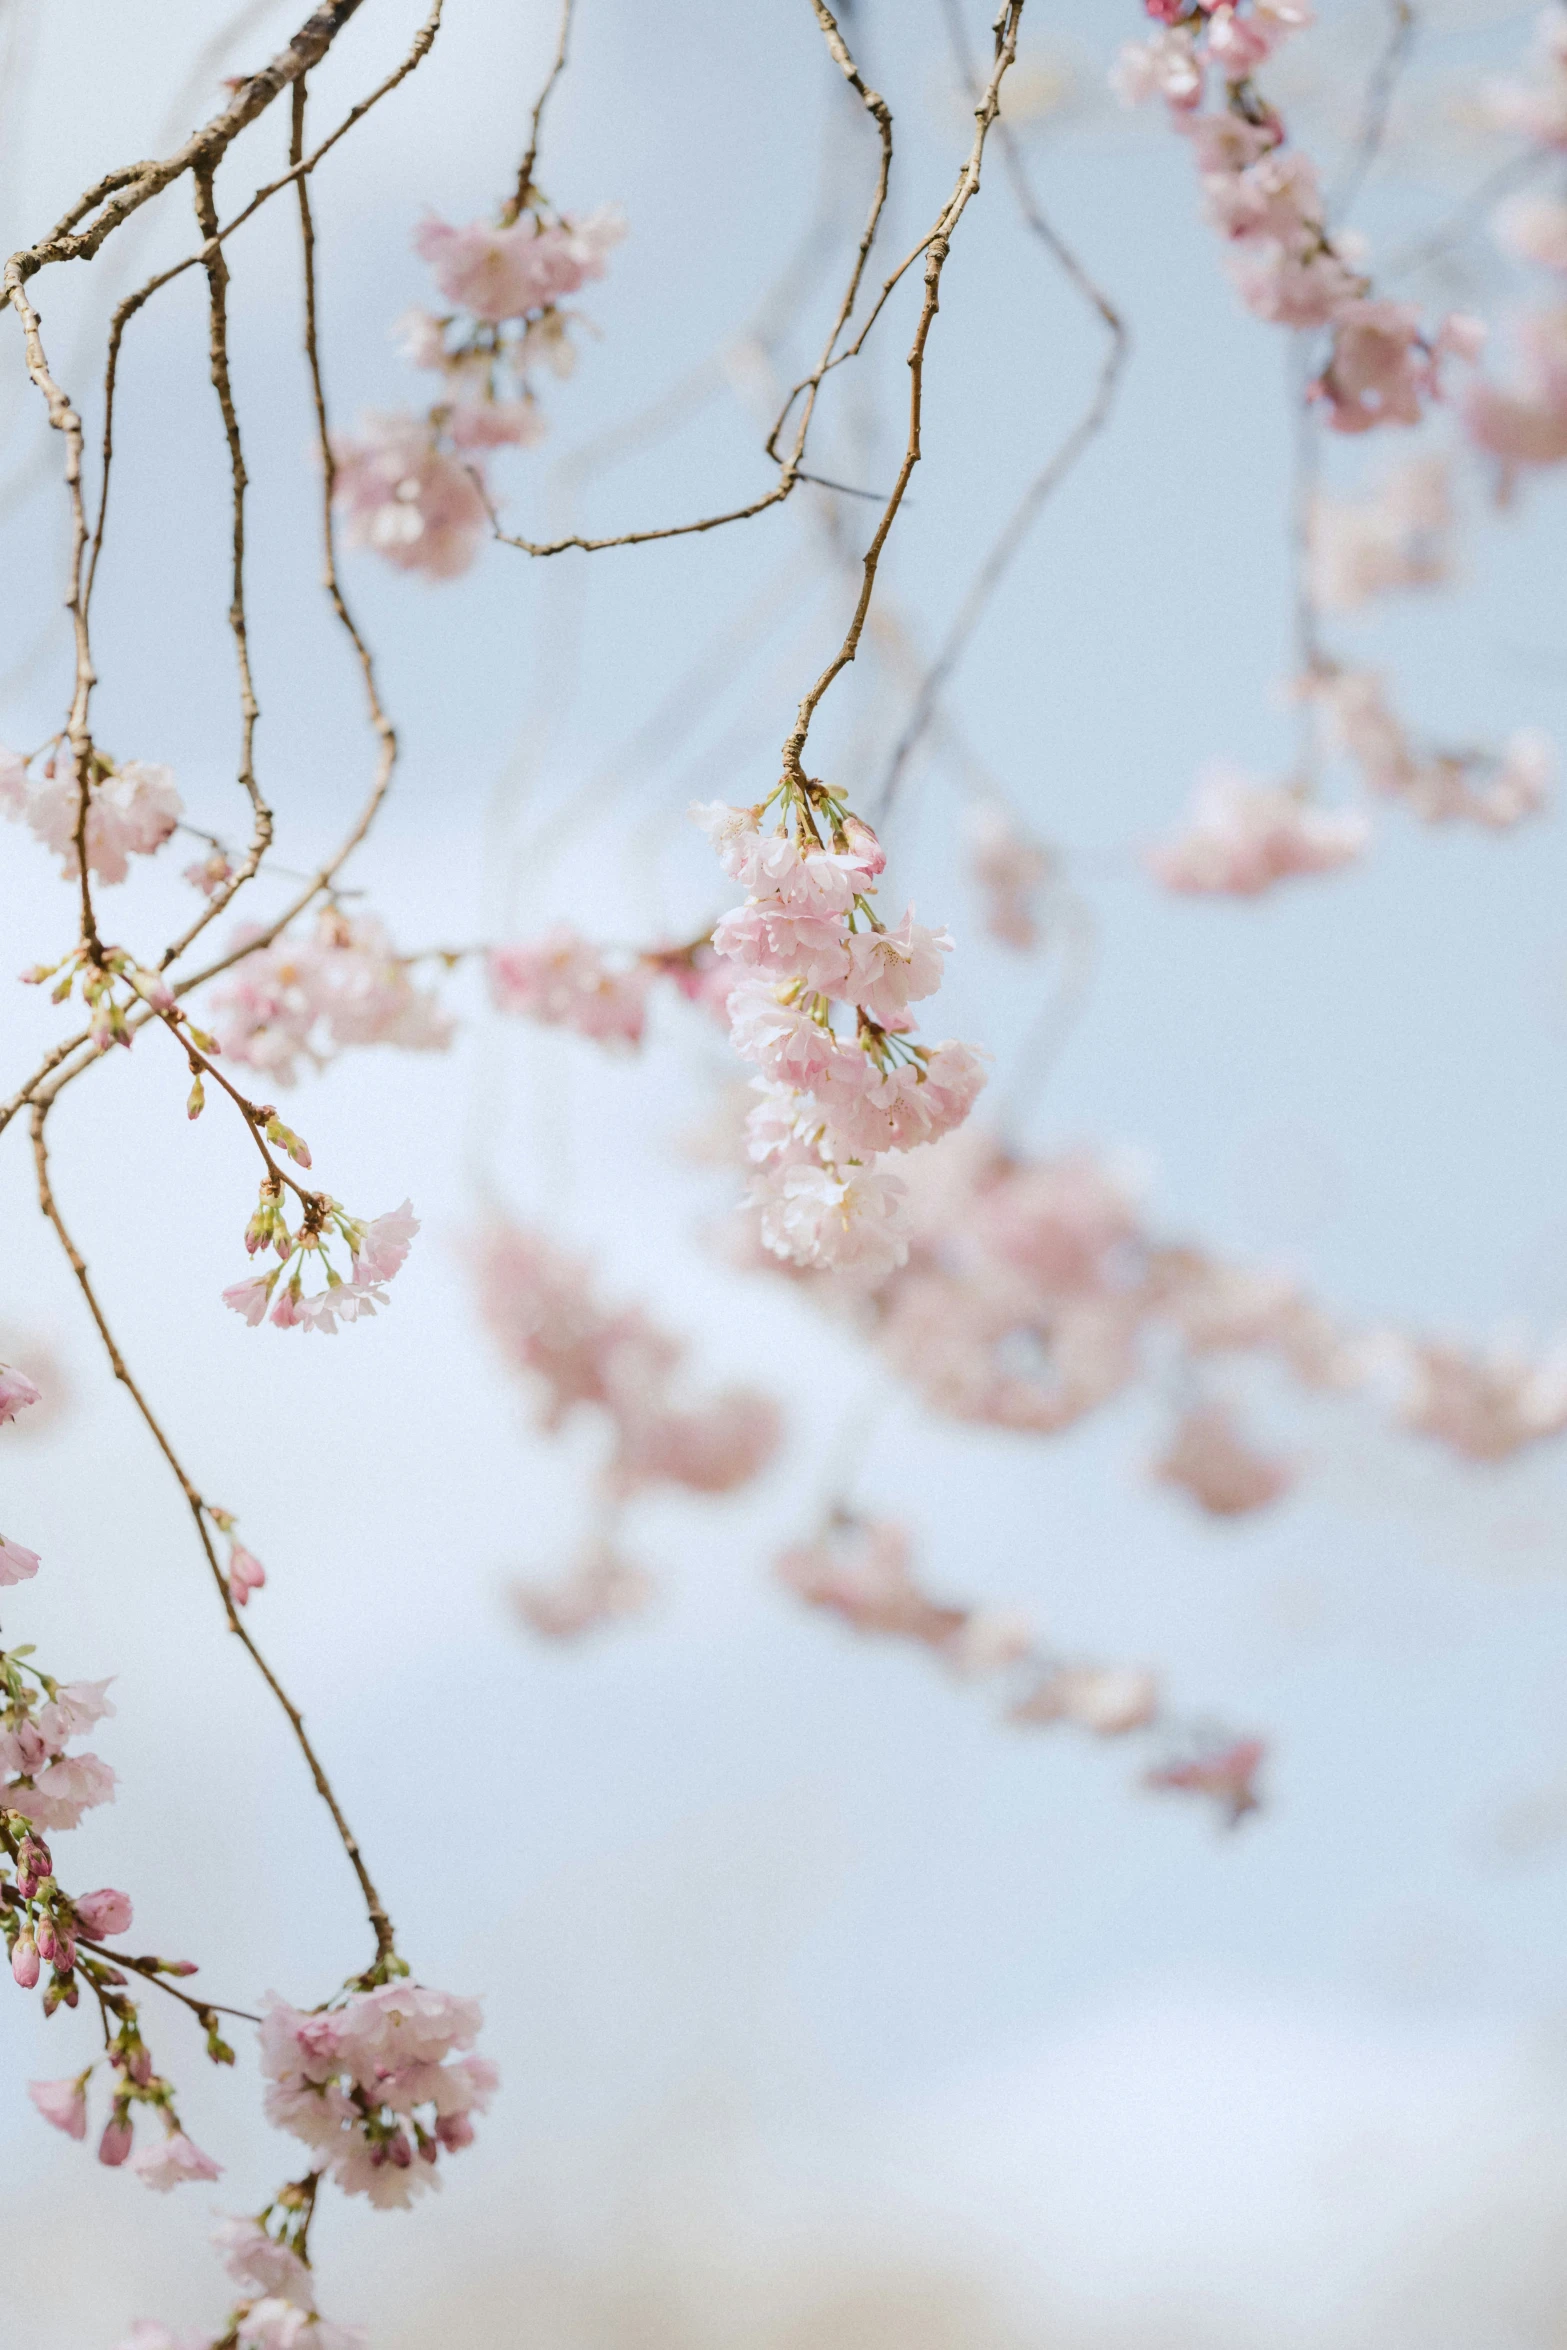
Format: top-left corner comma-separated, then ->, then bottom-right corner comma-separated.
4,0 -> 1567,2341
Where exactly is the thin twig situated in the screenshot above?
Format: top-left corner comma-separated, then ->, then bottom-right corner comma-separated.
874,0 -> 1127,818
29,1103 -> 396,1965
1328,0 -> 1416,228
780,1 -> 1027,784
501,0 -> 573,224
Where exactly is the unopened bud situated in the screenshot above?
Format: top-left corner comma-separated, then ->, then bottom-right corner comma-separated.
11,1932 -> 39,1988
98,2115 -> 132,2167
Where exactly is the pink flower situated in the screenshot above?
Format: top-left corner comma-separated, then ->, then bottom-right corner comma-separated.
332,412 -> 489,580
0,743 -> 28,814
222,1277 -> 274,1327
777,1518 -> 966,1648
966,803 -> 1053,949
838,911 -> 952,1024
12,1933 -> 40,1987
0,1364 -> 41,1424
0,1533 -> 40,1585
1463,307 -> 1567,482
1146,1736 -> 1266,1825
1110,26 -> 1202,107
1011,1666 -> 1160,1736
352,1200 -> 420,1285
689,802 -> 801,891
25,756 -> 181,885
1152,1402 -> 1294,1516
1313,299 -> 1431,433
27,2074 -> 87,2138
1495,193 -> 1567,273
210,908 -> 453,1083
8,1750 -> 118,1831
487,929 -> 651,1049
131,2128 -> 223,2192
214,2216 -> 315,2310
1228,240 -> 1363,329
447,395 -> 547,451
751,1157 -> 912,1279
413,206 -> 624,322
611,1387 -> 781,1496
1307,454 -> 1452,610
510,1542 -> 653,1639
1397,1337 -> 1567,1461
227,1544 -> 266,1606
73,1887 -> 133,1938
1148,767 -> 1367,897
184,847 -> 234,897
725,979 -> 850,1088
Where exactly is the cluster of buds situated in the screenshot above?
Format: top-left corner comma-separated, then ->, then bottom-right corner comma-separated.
208,1509 -> 268,1610
332,198 -> 623,579
21,940 -> 182,1054
696,778 -> 987,1281
222,1181 -> 419,1336
0,739 -> 181,884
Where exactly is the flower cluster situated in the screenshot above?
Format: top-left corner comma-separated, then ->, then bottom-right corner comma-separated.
509,1540 -> 653,1641
1114,3 -> 1478,433
965,801 -> 1055,950
1306,455 -> 1453,612
1311,670 -> 1553,830
1148,766 -> 1368,897
1394,1336 -> 1567,1464
223,1197 -> 419,1335
334,203 -> 623,578
261,1980 -> 495,2209
208,911 -> 455,1084
695,782 -> 986,1282
777,1513 -> 1265,1824
1461,19 -> 1567,490
22,938 -> 177,1054
487,926 -> 653,1049
120,2203 -> 367,2350
0,740 -> 180,884
4,1546 -> 226,2193
470,1218 -> 780,1502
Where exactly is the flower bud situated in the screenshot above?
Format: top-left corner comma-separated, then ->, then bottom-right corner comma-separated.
11,1932 -> 39,1988
98,2114 -> 133,2167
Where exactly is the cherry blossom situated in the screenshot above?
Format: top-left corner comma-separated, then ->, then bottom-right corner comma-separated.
510,1542 -> 654,1639
1010,1665 -> 1160,1735
966,802 -> 1054,949
0,1533 -> 40,1585
487,929 -> 651,1049
1307,456 -> 1453,611
74,1886 -> 133,1937
1463,308 -> 1567,486
1151,1401 -> 1295,1516
227,1545 -> 267,1607
331,413 -> 489,580
260,1982 -> 494,2207
210,910 -> 453,1084
1395,1337 -> 1567,1463
413,206 -> 624,322
1315,669 -> 1553,827
1148,767 -> 1368,897
0,1364 -> 41,1425
27,2073 -> 88,2138
751,1157 -> 912,1281
1145,1736 -> 1267,1826
6,749 -> 181,884
131,2128 -> 223,2192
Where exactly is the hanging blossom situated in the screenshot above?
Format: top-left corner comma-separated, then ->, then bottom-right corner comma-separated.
334,200 -> 623,579
260,1981 -> 496,2210
509,1540 -> 654,1641
777,1513 -> 1264,1824
4,1576 -> 227,2191
1461,21 -> 1567,490
694,781 -> 987,1283
223,1196 -> 420,1336
965,801 -> 1055,950
1113,2 -> 1481,434
1148,765 -> 1368,897
1308,669 -> 1553,829
0,1359 -> 41,1431
1152,1400 -> 1295,1515
207,910 -> 455,1085
1391,1335 -> 1567,1464
0,740 -> 180,884
1306,454 -> 1453,612
469,1219 -> 780,1501
119,2203 -> 369,2349
487,926 -> 653,1049
736,1125 -> 1358,1508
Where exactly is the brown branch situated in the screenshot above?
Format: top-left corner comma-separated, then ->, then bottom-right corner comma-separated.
193,164 -> 266,850
488,0 -> 893,558
780,1 -> 1026,785
29,1103 -> 396,1965
874,1 -> 1127,817
501,0 -> 574,225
